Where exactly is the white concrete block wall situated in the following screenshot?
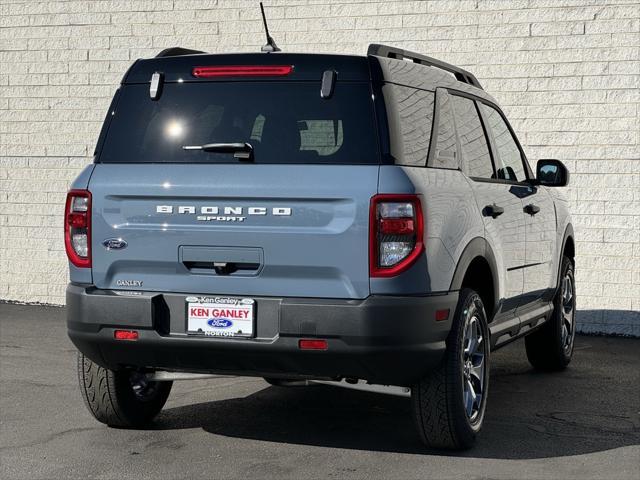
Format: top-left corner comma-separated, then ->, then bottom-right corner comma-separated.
0,0 -> 638,335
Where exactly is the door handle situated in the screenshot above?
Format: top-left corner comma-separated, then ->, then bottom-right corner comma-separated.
524,204 -> 541,216
484,204 -> 505,218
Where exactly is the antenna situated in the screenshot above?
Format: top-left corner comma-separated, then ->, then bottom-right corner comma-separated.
260,2 -> 281,53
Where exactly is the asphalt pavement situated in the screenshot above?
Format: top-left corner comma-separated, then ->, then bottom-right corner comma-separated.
1,302 -> 639,479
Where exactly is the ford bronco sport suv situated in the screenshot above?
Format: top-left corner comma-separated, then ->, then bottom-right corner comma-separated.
66,44 -> 575,449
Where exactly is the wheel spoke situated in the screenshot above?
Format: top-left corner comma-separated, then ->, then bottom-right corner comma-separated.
465,380 -> 476,417
464,321 -> 472,355
564,313 -> 573,330
564,315 -> 573,347
566,280 -> 573,303
470,355 -> 484,383
463,389 -> 472,417
562,275 -> 574,309
468,318 -> 478,355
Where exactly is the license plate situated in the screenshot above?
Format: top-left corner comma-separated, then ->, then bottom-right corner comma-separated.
186,296 -> 254,337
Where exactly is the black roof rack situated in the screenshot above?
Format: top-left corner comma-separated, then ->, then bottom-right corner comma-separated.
367,43 -> 483,90
156,47 -> 206,58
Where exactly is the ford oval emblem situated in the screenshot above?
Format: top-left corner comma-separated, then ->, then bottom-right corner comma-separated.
102,238 -> 128,250
208,318 -> 233,328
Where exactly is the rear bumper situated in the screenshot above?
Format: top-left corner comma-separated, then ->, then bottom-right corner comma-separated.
66,284 -> 457,386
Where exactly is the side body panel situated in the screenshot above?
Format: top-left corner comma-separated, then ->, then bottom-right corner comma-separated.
548,187 -> 573,289
467,181 -> 526,315
373,165 -> 483,295
520,185 -> 557,306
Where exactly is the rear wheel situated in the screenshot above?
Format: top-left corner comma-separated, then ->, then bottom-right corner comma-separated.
525,256 -> 576,371
412,288 -> 490,449
77,352 -> 172,427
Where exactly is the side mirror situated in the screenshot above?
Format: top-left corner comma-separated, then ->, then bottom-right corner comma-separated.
536,159 -> 569,187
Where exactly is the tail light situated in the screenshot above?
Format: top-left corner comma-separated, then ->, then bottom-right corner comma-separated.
64,189 -> 91,268
370,194 -> 424,277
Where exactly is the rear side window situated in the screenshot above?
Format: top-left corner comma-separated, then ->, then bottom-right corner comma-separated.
429,89 -> 459,169
384,84 -> 434,167
98,82 -> 379,164
480,104 -> 526,182
451,95 -> 494,179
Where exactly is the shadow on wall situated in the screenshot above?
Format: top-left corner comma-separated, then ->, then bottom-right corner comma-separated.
576,309 -> 640,337
152,336 -> 640,460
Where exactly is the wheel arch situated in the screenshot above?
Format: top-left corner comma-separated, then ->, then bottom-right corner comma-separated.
556,224 -> 575,292
450,237 -> 499,321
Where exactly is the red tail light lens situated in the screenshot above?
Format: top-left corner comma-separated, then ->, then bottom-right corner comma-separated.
370,194 -> 424,278
380,218 -> 415,235
192,65 -> 293,78
67,213 -> 87,229
64,189 -> 91,268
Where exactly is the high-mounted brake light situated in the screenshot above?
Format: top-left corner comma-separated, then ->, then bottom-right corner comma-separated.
64,189 -> 91,268
370,194 -> 424,278
192,65 -> 293,78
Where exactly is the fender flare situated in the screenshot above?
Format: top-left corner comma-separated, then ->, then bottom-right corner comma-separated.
449,237 -> 500,314
555,224 -> 575,292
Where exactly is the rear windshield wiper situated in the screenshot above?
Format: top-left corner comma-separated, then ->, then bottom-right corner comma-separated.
182,142 -> 254,161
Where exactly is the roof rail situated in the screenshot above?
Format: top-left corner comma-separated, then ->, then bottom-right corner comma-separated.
156,47 -> 206,58
367,43 -> 483,90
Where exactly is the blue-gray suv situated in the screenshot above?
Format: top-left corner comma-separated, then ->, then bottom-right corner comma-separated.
66,44 -> 575,449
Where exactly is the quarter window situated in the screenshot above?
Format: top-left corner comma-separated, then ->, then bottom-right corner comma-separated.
384,84 -> 435,167
451,95 -> 494,179
429,90 -> 459,169
480,104 -> 526,182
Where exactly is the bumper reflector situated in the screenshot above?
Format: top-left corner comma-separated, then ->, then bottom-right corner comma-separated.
114,330 -> 139,341
435,309 -> 450,322
299,339 -> 328,351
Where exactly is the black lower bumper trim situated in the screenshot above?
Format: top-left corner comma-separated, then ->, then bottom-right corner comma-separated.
66,285 -> 458,386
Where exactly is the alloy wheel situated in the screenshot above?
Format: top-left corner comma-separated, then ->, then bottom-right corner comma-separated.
561,273 -> 575,353
462,314 -> 486,423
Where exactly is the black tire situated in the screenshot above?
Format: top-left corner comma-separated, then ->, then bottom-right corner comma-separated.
525,256 -> 576,371
77,352 -> 172,428
412,288 -> 490,450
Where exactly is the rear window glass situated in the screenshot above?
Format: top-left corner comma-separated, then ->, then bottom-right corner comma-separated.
98,82 -> 380,164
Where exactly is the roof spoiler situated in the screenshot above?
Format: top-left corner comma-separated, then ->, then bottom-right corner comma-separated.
156,47 -> 206,58
367,43 -> 483,90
